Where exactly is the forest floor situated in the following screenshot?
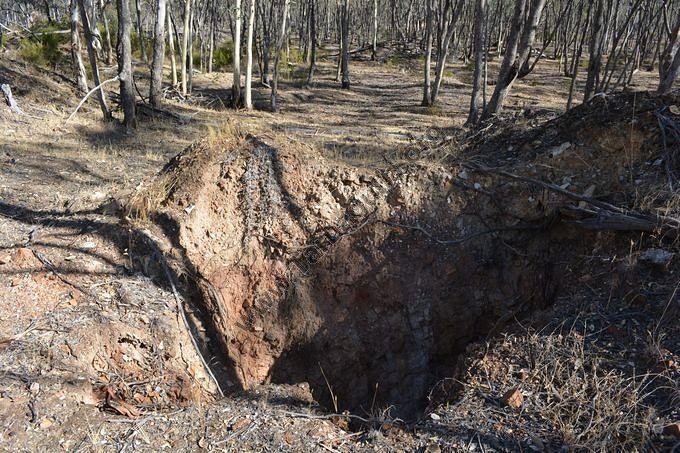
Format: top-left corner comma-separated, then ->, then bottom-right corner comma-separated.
0,45 -> 679,452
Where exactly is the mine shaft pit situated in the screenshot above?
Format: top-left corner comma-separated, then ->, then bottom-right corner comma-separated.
142,135 -> 566,419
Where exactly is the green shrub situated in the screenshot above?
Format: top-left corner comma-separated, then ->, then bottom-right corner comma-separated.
17,22 -> 68,68
213,45 -> 234,70
19,38 -> 47,66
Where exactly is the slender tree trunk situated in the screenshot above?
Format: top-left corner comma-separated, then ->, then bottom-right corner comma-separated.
188,7 -> 193,93
117,0 -> 136,129
584,0 -> 605,101
467,0 -> 486,125
271,0 -> 291,111
99,0 -> 113,64
307,0 -> 317,85
181,0 -> 191,96
371,0 -> 378,60
658,14 -> 680,94
167,6 -> 178,86
658,45 -> 680,94
422,0 -> 434,106
149,0 -> 166,107
244,0 -> 255,109
485,0 -> 546,117
135,0 -> 148,63
70,0 -> 89,93
340,0 -> 350,89
431,0 -> 464,105
208,15 -> 214,73
77,0 -> 111,120
232,0 -> 242,106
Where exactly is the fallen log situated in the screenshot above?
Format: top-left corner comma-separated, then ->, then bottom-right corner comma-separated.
1,83 -> 23,114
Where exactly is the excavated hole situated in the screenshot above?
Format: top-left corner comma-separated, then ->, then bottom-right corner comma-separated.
194,219 -> 559,420
145,136 -> 563,420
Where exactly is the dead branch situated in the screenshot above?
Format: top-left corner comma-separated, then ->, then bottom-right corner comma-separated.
160,258 -> 224,397
65,76 -> 119,124
467,163 -> 680,233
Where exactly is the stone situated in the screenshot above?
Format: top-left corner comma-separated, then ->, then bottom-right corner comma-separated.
501,387 -> 523,409
547,142 -> 572,158
639,248 -> 673,271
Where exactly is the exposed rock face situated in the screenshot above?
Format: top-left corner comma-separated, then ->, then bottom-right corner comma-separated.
140,133 -> 567,417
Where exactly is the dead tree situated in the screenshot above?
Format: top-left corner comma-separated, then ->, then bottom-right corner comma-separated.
117,0 -> 137,129
150,0 -> 166,107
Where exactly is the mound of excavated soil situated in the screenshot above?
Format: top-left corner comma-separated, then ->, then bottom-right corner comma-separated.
134,91 -> 678,419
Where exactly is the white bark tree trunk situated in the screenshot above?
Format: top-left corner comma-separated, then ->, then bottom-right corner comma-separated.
244,0 -> 255,109
232,0 -> 242,106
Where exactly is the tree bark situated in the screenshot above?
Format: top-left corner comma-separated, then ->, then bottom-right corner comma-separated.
167,5 -> 178,87
181,0 -> 191,96
232,0 -> 242,106
307,0 -> 317,85
117,0 -> 137,129
484,0 -> 546,117
584,0 -> 605,101
150,0 -> 166,107
421,0 -> 434,106
244,0 -> 255,110
98,0 -> 113,64
70,0 -> 89,93
77,0 -> 111,120
431,0 -> 465,105
135,0 -> 148,63
340,0 -> 350,89
371,0 -> 378,60
467,0 -> 486,125
658,14 -> 680,94
271,0 -> 290,111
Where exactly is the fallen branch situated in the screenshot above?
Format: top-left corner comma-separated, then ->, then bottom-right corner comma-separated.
65,76 -> 119,124
467,163 -> 680,233
160,258 -> 224,397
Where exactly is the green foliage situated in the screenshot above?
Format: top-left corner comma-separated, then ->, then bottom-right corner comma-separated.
19,39 -> 48,66
130,31 -> 152,60
213,45 -> 234,70
17,21 -> 69,68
